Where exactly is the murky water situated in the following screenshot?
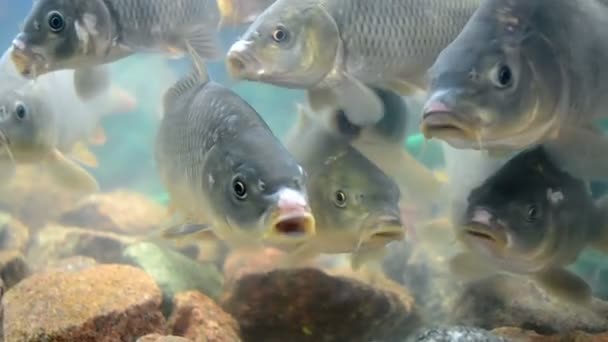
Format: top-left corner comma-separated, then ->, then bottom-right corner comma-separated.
0,1 -> 608,342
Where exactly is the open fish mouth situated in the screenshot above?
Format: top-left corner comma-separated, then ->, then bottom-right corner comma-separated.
226,41 -> 264,80
420,101 -> 480,140
10,40 -> 46,79
270,211 -> 316,238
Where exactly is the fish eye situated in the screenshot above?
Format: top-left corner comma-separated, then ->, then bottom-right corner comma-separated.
232,178 -> 248,200
14,102 -> 27,120
526,204 -> 539,222
47,11 -> 65,33
333,190 -> 347,208
271,25 -> 289,43
490,64 -> 513,88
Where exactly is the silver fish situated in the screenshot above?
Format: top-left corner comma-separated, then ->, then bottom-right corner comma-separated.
283,103 -> 404,270
226,0 -> 480,126
421,0 -> 608,181
10,0 -> 222,84
155,65 -> 316,251
451,146 -> 608,305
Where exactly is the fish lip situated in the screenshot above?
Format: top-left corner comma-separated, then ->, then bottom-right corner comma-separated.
226,41 -> 263,80
361,214 -> 405,248
462,221 -> 508,249
420,101 -> 480,140
10,40 -> 45,79
270,211 -> 316,238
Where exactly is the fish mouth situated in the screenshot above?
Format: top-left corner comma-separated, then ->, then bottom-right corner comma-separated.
461,208 -> 508,249
263,188 -> 316,244
420,100 -> 480,141
10,39 -> 45,79
360,215 -> 405,249
270,211 -> 316,238
226,41 -> 263,80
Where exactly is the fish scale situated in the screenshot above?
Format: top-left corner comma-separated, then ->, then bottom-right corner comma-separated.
105,0 -> 219,49
324,0 -> 481,85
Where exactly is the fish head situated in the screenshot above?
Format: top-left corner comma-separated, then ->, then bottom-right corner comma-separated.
421,0 -> 562,151
308,145 -> 404,250
206,130 -> 316,248
0,85 -> 52,158
226,0 -> 338,88
459,147 -> 588,272
11,0 -> 113,78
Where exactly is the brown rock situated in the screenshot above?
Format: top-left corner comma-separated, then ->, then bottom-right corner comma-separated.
493,327 -> 608,341
168,291 -> 241,342
0,166 -> 85,229
222,248 -> 317,287
221,268 -> 420,342
0,212 -> 30,253
3,264 -> 165,341
0,251 -> 30,289
137,334 -> 193,342
58,190 -> 167,235
27,224 -> 136,269
450,274 -> 608,334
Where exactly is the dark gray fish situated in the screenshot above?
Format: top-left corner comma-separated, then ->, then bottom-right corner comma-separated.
282,104 -> 404,270
226,0 -> 480,126
10,0 -> 221,84
421,0 -> 608,181
155,65 -> 315,251
451,146 -> 608,305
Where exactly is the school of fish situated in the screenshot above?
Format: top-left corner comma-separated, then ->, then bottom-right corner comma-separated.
1,0 -> 608,308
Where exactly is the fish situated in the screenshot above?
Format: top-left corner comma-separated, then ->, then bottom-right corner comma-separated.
450,146 -> 608,305
421,0 -> 608,181
10,0 -> 222,85
226,0 -> 480,126
217,0 -> 276,26
0,66 -> 136,193
1,46 -> 111,102
155,62 -> 316,251
308,87 -> 445,208
282,103 -> 405,270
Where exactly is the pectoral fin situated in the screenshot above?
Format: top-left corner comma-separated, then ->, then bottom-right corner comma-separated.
545,125 -> 608,181
532,268 -> 592,306
70,142 -> 98,168
333,73 -> 384,126
307,87 -> 337,113
45,149 -> 99,194
448,252 -> 496,282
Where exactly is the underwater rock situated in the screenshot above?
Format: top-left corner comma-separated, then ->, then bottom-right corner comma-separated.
58,190 -> 167,235
27,224 -> 136,269
221,267 -> 419,342
409,326 -> 508,342
43,255 -> 99,273
0,251 -> 30,289
123,242 -> 224,313
0,166 -> 84,229
137,334 -> 194,342
3,264 -> 165,341
222,248 -> 318,287
492,327 -> 608,341
167,291 -> 242,342
450,274 -> 608,334
0,212 -> 30,253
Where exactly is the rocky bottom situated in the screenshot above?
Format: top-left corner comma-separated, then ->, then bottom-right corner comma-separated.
1,172 -> 608,342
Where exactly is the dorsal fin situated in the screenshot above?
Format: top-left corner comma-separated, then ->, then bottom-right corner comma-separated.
162,63 -> 209,113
